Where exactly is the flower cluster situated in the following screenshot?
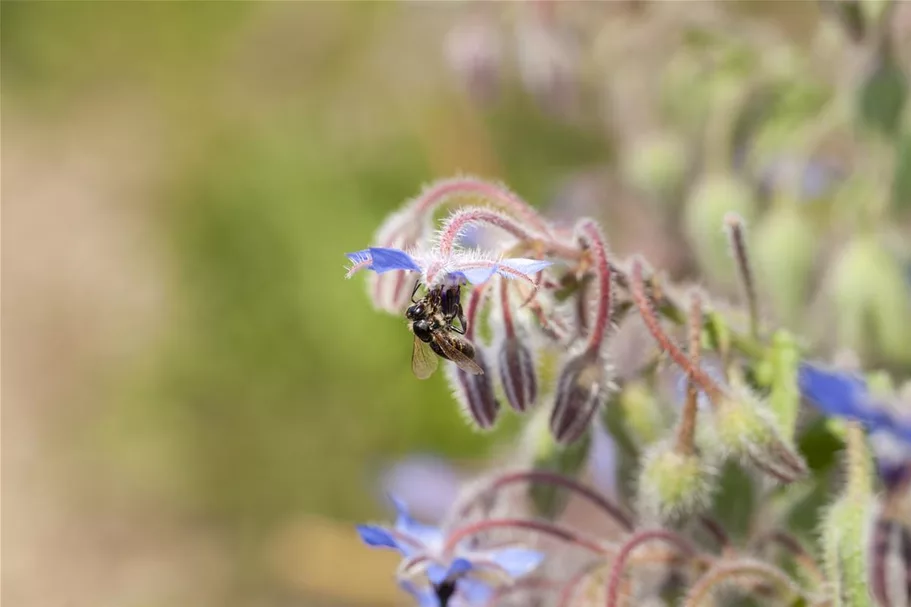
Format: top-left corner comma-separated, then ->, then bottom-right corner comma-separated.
344,2 -> 911,604
346,173 -> 911,606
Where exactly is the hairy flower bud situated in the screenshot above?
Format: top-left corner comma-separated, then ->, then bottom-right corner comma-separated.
494,280 -> 538,412
638,441 -> 718,524
708,386 -> 807,483
447,347 -> 500,430
550,349 -> 613,444
498,337 -> 538,413
685,173 -> 756,286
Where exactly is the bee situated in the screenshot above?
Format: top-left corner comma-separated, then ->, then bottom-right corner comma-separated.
405,283 -> 484,379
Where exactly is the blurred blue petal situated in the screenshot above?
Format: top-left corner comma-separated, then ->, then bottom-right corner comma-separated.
589,419 -> 618,497
356,525 -> 399,549
499,258 -> 553,275
459,578 -> 495,604
380,455 -> 461,524
457,265 -> 499,284
797,363 -> 892,428
487,547 -> 545,577
391,495 -> 445,549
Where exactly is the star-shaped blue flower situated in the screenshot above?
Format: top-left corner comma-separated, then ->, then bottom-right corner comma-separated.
357,497 -> 544,605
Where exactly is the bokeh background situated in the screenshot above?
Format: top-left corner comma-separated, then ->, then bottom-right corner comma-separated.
3,2 -> 910,607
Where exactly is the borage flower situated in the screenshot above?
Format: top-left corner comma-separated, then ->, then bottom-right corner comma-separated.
798,363 -> 911,490
357,496 -> 544,606
345,246 -> 553,289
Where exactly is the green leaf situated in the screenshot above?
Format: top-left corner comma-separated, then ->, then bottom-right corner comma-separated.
858,48 -> 907,138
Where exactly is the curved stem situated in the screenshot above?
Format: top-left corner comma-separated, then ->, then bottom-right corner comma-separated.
605,529 -> 697,607
577,220 -> 612,356
456,470 -> 633,531
444,518 -> 608,557
437,207 -> 541,257
751,530 -> 826,588
683,559 -> 803,607
676,291 -> 703,455
411,177 -> 554,236
629,258 -> 725,403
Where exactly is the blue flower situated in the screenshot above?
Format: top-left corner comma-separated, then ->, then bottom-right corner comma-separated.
357,497 -> 544,605
798,363 -> 911,488
345,246 -> 552,287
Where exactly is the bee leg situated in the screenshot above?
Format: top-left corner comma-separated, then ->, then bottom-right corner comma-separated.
410,280 -> 422,303
449,305 -> 468,335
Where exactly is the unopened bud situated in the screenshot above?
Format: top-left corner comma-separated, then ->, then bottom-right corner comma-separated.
447,348 -> 500,430
638,441 -> 718,524
550,350 -> 613,444
498,337 -> 538,413
709,386 -> 807,483
869,514 -> 911,607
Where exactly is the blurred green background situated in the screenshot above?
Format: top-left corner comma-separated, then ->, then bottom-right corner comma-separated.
3,2 -> 909,607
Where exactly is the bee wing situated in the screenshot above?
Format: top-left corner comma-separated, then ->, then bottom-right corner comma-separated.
434,333 -> 484,376
411,335 -> 439,380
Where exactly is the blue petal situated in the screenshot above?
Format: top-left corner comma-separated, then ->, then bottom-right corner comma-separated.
356,525 -> 400,550
488,547 -> 545,577
369,247 -> 422,273
456,265 -> 499,284
459,578 -> 495,605
798,364 -> 892,429
446,557 -> 474,579
390,495 -> 445,549
499,258 -> 553,275
346,247 -> 422,274
425,563 -> 449,585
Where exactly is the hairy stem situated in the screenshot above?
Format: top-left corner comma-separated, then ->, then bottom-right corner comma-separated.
577,220 -> 613,356
444,518 -> 608,556
605,529 -> 698,607
411,176 -> 554,236
676,291 -> 704,455
724,213 -> 759,338
683,559 -> 803,607
629,258 -> 724,403
456,470 -> 633,531
437,207 -> 541,257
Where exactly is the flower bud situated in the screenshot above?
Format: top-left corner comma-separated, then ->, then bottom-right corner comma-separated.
869,514 -> 911,607
549,349 -> 613,444
684,173 -> 756,286
753,204 -> 817,327
830,236 -> 911,365
446,348 -> 500,430
443,16 -> 502,105
498,337 -> 538,413
708,386 -> 807,483
638,441 -> 718,524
